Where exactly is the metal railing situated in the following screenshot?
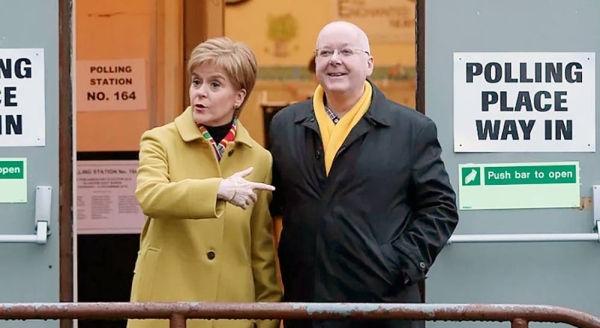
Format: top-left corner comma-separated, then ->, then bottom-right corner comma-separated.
1,302 -> 600,328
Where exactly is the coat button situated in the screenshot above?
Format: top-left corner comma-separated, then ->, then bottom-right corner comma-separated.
419,262 -> 426,270
228,149 -> 234,156
207,251 -> 216,260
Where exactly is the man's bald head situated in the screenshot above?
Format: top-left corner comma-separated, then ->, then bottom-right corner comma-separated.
316,21 -> 371,53
313,20 -> 374,109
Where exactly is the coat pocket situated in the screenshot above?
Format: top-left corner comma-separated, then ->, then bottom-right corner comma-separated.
378,243 -> 402,286
131,247 -> 160,302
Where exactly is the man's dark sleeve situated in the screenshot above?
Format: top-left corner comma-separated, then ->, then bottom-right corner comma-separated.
391,119 -> 459,284
269,158 -> 284,217
268,116 -> 284,217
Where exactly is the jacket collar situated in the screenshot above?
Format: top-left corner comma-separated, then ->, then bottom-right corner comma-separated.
174,106 -> 253,148
294,81 -> 392,127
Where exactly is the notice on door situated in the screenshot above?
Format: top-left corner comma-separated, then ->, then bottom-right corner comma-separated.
453,52 -> 595,152
458,161 -> 580,210
0,158 -> 27,203
0,49 -> 45,147
333,0 -> 415,43
77,160 -> 145,234
76,58 -> 147,111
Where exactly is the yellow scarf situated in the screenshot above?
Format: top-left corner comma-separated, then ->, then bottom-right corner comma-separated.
313,81 -> 373,175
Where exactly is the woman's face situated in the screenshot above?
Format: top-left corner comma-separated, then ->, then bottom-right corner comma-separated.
189,63 -> 246,127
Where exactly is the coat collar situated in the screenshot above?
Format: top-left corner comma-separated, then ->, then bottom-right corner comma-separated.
174,106 -> 253,148
294,81 -> 393,127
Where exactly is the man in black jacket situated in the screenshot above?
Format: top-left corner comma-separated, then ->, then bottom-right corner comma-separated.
269,20 -> 459,328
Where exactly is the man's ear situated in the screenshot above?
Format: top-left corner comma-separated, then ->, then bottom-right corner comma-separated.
366,56 -> 374,76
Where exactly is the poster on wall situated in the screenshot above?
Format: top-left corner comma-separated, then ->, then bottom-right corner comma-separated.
332,0 -> 415,43
0,48 -> 45,147
76,58 -> 147,112
77,160 -> 146,234
453,52 -> 595,152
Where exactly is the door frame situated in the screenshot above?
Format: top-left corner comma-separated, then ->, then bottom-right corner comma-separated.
416,0 -> 425,116
59,1 -> 74,328
415,0 -> 426,302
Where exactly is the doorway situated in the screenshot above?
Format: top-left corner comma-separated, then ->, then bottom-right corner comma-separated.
69,2 -> 423,328
72,1 -> 222,327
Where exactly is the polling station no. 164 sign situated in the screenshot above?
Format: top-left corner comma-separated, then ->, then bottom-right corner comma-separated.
453,52 -> 595,152
0,48 -> 45,147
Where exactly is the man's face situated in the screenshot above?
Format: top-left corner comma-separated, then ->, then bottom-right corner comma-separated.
314,25 -> 373,96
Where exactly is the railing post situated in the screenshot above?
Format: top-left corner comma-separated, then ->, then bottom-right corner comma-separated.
170,313 -> 187,328
512,318 -> 529,328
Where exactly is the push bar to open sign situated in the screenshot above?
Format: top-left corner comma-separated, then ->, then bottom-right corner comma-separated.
0,186 -> 51,244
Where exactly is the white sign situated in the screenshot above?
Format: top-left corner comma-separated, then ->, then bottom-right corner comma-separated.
0,48 -> 45,147
453,52 -> 595,152
76,58 -> 147,111
77,160 -> 145,234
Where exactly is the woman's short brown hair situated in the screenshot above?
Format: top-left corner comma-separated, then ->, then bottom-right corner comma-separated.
187,37 -> 258,111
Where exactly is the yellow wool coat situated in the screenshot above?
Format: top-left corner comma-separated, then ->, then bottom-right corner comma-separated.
127,107 -> 282,328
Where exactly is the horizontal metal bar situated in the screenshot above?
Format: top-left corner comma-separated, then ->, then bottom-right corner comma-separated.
0,222 -> 48,244
0,186 -> 51,245
448,231 -> 600,244
0,302 -> 599,328
0,235 -> 38,243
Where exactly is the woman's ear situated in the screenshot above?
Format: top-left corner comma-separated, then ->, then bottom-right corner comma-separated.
235,89 -> 247,108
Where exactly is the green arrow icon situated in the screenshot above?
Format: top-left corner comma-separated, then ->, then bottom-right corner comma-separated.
462,167 -> 481,186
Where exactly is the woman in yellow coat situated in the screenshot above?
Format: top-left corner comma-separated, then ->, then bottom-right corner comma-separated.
127,37 -> 282,328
